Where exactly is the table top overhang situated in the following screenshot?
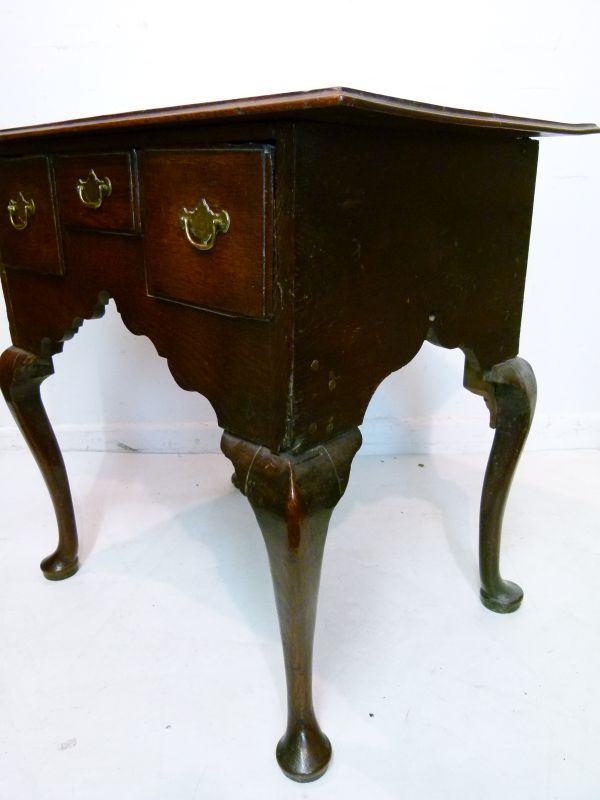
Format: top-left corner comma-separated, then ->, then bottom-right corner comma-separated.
0,88 -> 598,143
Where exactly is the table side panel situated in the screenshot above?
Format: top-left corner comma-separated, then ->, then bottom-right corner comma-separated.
290,123 -> 539,451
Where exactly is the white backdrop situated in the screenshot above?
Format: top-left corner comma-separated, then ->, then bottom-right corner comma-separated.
0,0 -> 598,455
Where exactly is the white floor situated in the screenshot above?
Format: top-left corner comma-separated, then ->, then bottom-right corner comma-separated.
0,448 -> 599,800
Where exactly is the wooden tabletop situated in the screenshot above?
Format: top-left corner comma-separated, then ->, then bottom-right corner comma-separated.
0,88 -> 598,142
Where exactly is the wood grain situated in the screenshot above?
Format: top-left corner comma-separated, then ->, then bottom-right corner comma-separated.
222,427 -> 362,781
0,346 -> 79,579
53,151 -> 137,232
0,156 -> 63,274
0,90 -> 596,782
141,147 -> 272,319
464,355 -> 537,612
0,87 -> 597,143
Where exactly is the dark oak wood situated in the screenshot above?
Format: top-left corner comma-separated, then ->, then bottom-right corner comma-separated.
0,87 -> 597,142
53,151 -> 138,233
141,147 -> 272,318
0,89 -> 597,781
464,355 -> 537,612
222,427 -> 362,781
0,346 -> 78,579
0,156 -> 63,274
289,124 -> 539,450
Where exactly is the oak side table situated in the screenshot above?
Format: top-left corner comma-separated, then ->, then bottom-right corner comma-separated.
0,89 -> 597,782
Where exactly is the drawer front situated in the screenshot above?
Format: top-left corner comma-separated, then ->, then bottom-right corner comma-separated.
141,147 -> 272,319
0,156 -> 63,274
54,152 -> 137,232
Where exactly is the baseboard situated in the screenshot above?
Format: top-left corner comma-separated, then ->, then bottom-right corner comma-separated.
1,413 -> 599,455
358,413 -> 600,454
0,421 -> 222,454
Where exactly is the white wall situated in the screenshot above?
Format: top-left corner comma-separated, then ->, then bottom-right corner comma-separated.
0,0 -> 598,455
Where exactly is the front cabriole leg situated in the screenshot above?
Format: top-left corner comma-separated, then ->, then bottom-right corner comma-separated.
464,355 -> 537,613
0,346 -> 79,580
222,428 -> 362,782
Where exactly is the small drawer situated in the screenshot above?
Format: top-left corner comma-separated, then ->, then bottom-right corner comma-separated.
141,147 -> 272,319
54,152 -> 137,232
0,156 -> 63,274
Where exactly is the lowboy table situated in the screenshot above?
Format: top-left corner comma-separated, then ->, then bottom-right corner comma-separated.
0,89 -> 597,782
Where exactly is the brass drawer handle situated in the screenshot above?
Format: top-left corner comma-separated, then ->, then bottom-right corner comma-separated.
179,198 -> 230,251
7,192 -> 35,230
77,169 -> 112,209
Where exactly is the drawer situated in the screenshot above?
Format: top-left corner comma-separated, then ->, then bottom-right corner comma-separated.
141,147 -> 272,319
54,152 -> 137,232
0,156 -> 63,274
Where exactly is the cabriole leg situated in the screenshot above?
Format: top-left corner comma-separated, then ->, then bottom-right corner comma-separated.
222,428 -> 362,782
464,356 -> 536,613
0,346 -> 79,580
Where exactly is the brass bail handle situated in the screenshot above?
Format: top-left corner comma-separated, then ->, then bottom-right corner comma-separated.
7,192 -> 35,230
77,169 -> 112,209
179,198 -> 230,251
